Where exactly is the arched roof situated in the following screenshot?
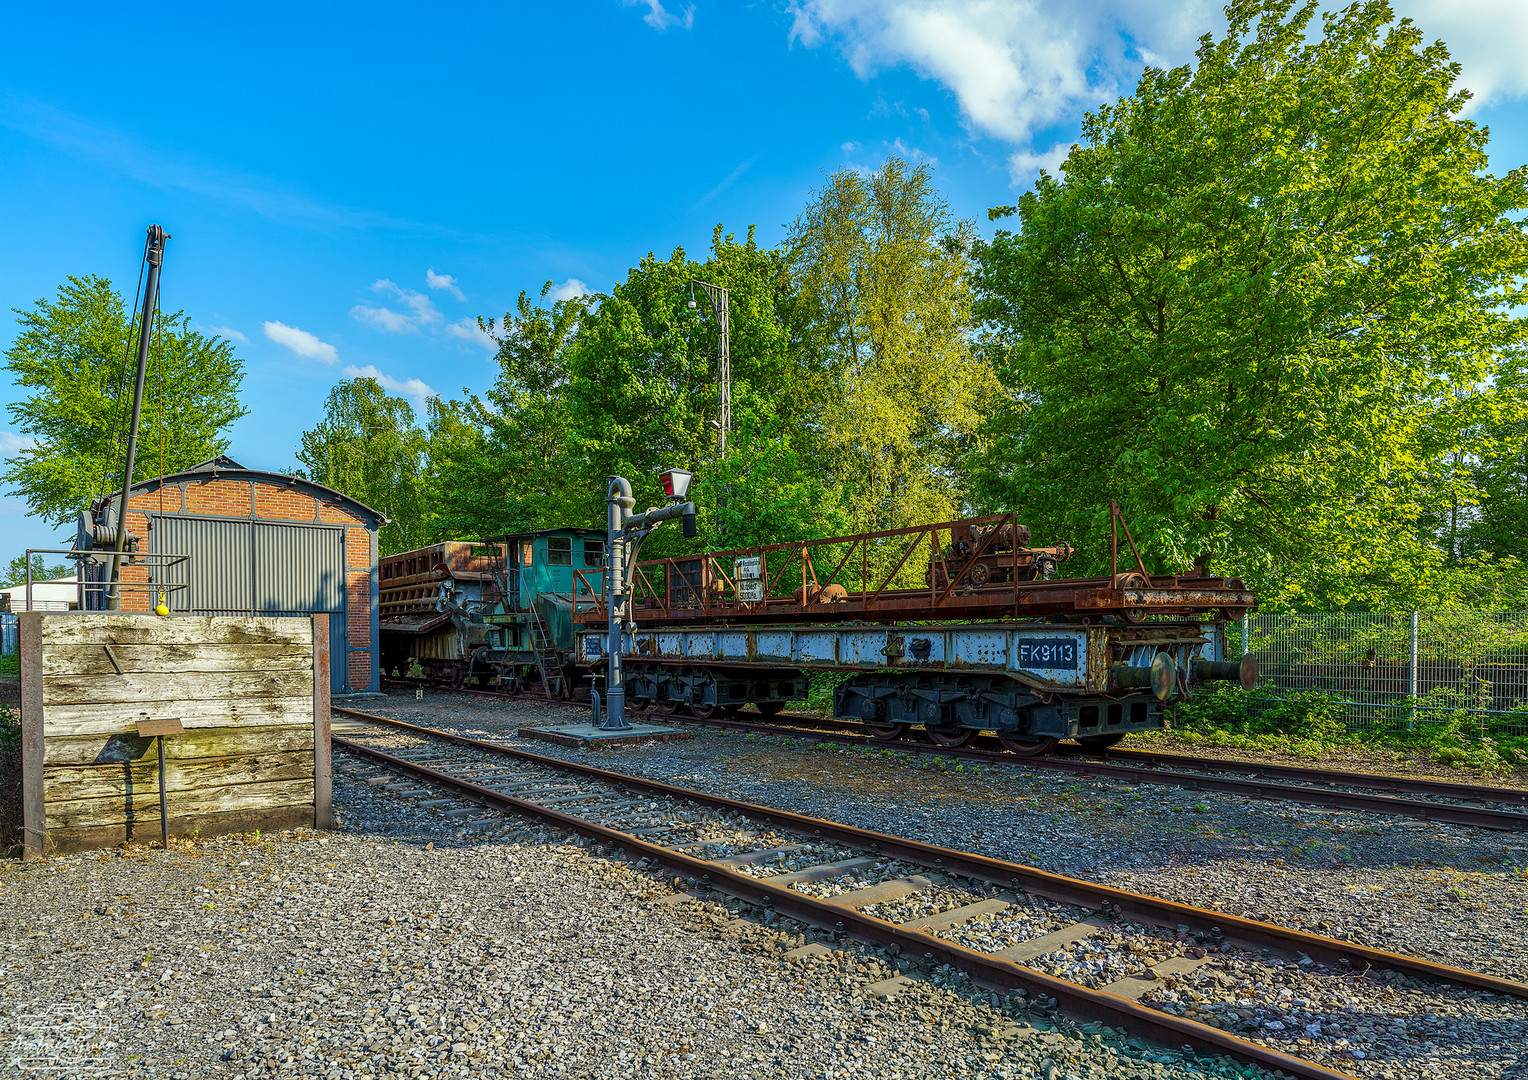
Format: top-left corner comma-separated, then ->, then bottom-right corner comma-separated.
93,455 -> 388,529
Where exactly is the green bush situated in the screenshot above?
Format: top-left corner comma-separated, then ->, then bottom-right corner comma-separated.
1171,682 -> 1525,775
0,653 -> 16,679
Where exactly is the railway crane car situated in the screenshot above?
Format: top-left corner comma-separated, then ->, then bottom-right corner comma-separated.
575,509 -> 1258,756
379,528 -> 606,696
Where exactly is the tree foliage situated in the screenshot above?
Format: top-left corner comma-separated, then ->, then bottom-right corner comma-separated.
1,554 -> 70,588
788,158 -> 997,532
968,0 -> 1528,609
295,378 -> 434,555
3,275 -> 248,527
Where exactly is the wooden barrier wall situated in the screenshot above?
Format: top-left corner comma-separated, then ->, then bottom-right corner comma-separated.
18,613 -> 331,857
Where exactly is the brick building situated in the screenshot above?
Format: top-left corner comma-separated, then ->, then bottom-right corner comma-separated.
80,455 -> 384,693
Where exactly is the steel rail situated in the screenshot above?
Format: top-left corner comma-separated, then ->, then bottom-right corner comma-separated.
666,713 -> 1528,831
699,710 -> 1528,810
330,733 -> 1356,1080
1090,747 -> 1528,807
331,705 -> 1528,1003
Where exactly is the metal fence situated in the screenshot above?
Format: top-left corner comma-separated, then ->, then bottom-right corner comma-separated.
1,612 -> 16,659
1242,611 -> 1528,737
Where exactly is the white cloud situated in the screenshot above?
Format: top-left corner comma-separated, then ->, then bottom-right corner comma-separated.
426,268 -> 465,300
446,317 -> 497,350
841,140 -> 861,151
263,321 -> 338,364
547,278 -> 592,302
203,324 -> 249,343
1008,141 -> 1073,184
350,305 -> 414,333
625,0 -> 695,30
787,0 -> 1528,156
342,364 -> 437,412
1,431 -> 37,458
349,279 -> 442,334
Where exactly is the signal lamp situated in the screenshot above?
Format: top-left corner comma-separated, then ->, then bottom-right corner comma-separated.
660,468 -> 693,500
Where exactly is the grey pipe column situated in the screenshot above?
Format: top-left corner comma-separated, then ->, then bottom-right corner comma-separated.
603,477 -> 635,730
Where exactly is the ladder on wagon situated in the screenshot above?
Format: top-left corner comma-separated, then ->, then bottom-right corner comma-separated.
527,604 -> 565,698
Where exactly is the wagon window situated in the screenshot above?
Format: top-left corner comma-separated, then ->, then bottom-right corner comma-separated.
548,537 -> 572,566
583,539 -> 605,567
521,542 -> 533,566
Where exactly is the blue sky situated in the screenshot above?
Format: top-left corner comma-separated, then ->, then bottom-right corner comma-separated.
3,0 -> 1526,560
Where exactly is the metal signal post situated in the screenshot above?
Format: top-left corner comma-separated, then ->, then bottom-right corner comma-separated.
602,470 -> 697,731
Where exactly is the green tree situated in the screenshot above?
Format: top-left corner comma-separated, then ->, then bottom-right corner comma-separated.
1,554 -> 70,588
428,283 -> 592,540
969,0 -> 1528,609
3,275 -> 248,526
787,156 -> 997,534
295,378 -> 432,554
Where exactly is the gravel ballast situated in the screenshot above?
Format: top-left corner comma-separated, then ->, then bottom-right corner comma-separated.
334,691 -> 1528,1079
1,776 -> 1259,1080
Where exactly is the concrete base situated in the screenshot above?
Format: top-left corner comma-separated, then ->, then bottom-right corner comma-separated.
517,722 -> 691,749
333,691 -> 388,702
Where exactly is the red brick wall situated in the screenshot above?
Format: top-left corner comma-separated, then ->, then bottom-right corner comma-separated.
253,482 -> 318,522
108,474 -> 379,692
184,479 -> 253,517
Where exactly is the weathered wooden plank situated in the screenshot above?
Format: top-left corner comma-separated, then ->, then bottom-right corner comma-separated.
42,643 -> 314,677
312,614 -> 332,830
38,615 -> 311,647
43,751 -> 315,802
46,803 -> 315,854
20,613 -> 45,860
42,696 -> 313,738
45,778 -> 315,829
42,669 -> 314,707
42,725 -> 314,766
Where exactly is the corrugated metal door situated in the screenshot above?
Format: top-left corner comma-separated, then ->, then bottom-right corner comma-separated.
156,517 -> 254,614
253,522 -> 344,611
253,522 -> 347,693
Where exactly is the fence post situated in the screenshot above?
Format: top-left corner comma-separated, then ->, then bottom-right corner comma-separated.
1408,610 -> 1419,732
1240,614 -> 1249,657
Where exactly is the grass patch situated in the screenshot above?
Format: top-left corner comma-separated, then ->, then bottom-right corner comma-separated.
0,654 -> 16,679
1171,684 -> 1528,777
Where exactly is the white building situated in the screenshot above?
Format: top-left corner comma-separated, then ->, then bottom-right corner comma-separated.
0,575 -> 81,612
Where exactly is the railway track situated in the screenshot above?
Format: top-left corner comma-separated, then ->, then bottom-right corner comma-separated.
661,712 -> 1528,832
331,704 -> 1528,1080
378,681 -> 1528,829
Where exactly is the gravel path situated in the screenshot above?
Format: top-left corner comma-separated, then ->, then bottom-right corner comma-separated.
0,775 -> 1262,1080
337,691 -> 1528,1079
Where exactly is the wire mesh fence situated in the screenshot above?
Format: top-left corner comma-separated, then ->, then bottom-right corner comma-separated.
0,613 -> 16,660
1242,611 -> 1528,737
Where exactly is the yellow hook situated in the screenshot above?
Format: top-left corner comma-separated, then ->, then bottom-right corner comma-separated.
155,589 -> 169,617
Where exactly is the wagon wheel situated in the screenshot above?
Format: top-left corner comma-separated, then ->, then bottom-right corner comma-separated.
1075,733 -> 1127,752
998,734 -> 1059,757
968,562 -> 991,587
926,727 -> 977,748
650,698 -> 682,717
864,720 -> 909,741
1116,572 -> 1149,623
755,701 -> 785,717
690,703 -> 720,719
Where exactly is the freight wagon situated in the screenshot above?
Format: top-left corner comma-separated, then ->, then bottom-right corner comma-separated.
573,509 -> 1256,756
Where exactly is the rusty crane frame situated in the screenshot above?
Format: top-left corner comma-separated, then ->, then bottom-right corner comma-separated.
575,504 -> 1254,628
